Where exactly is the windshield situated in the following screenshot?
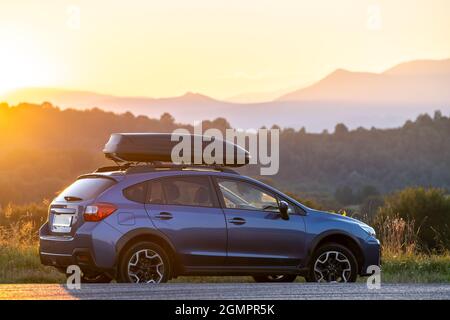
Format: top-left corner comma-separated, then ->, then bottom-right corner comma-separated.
55,177 -> 116,202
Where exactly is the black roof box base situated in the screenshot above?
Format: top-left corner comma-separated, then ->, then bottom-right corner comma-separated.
103,133 -> 250,167
95,162 -> 238,174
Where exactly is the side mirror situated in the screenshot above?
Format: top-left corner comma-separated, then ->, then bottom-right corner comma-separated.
279,201 -> 290,220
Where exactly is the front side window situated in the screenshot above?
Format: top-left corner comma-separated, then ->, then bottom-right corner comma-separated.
159,176 -> 215,207
217,178 -> 279,212
282,199 -> 302,215
147,180 -> 165,204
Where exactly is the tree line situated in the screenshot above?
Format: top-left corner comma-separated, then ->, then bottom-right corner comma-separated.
0,102 -> 449,207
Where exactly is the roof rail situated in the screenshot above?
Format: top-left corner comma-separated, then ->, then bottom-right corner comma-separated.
95,162 -> 239,175
126,163 -> 239,175
95,164 -> 132,173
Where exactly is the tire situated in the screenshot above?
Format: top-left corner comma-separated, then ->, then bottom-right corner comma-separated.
253,275 -> 297,283
118,241 -> 171,283
305,243 -> 358,283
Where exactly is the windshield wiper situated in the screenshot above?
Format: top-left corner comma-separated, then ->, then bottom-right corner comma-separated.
64,196 -> 83,202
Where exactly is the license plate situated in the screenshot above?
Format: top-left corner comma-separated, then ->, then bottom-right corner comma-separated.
52,214 -> 73,230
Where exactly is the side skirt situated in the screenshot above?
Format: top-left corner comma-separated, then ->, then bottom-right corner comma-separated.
179,265 -> 308,277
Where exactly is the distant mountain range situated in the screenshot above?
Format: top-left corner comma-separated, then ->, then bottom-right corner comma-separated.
2,59 -> 450,132
278,59 -> 450,104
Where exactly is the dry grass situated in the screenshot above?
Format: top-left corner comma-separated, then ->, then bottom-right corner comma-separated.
371,214 -> 450,283
0,242 -> 65,283
374,214 -> 419,256
0,204 -> 65,283
380,252 -> 450,283
0,203 -> 449,283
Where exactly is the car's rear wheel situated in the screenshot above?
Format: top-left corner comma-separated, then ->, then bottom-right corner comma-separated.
305,243 -> 358,283
118,242 -> 171,283
253,275 -> 297,283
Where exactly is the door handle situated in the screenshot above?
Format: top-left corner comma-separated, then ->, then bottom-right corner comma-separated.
154,212 -> 173,220
228,217 -> 246,225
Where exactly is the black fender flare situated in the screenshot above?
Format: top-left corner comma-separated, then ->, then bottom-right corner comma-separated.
115,227 -> 178,263
305,229 -> 364,268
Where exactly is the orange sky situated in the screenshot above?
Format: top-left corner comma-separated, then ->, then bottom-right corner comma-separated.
0,0 -> 449,100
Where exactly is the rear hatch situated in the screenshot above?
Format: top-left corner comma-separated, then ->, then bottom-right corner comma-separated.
49,175 -> 117,235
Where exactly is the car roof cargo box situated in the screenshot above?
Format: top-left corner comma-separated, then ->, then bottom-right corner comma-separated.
103,133 -> 250,167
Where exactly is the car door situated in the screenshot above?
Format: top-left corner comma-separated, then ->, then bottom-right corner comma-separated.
144,175 -> 227,267
214,177 -> 306,267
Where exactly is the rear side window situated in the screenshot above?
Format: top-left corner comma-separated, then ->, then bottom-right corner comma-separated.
159,176 -> 216,207
55,177 -> 116,202
123,182 -> 147,203
123,180 -> 166,204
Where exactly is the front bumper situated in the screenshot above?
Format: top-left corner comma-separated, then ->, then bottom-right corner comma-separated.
360,237 -> 381,276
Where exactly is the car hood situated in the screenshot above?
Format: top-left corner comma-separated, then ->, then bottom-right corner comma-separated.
309,209 -> 369,227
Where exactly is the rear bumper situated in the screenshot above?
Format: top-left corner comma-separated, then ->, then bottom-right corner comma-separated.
39,221 -> 122,274
40,248 -> 99,272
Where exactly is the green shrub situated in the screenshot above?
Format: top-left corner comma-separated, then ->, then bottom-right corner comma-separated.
375,187 -> 450,252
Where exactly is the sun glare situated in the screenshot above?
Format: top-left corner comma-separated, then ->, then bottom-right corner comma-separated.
0,33 -> 57,96
0,51 -> 52,96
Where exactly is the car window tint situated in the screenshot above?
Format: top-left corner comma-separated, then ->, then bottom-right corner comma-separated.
287,202 -> 297,214
147,180 -> 165,204
277,197 -> 304,215
217,179 -> 279,212
161,176 -> 214,207
123,182 -> 147,203
282,199 -> 300,214
55,177 -> 116,202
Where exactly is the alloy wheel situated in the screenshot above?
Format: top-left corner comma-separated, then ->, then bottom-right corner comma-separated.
313,250 -> 351,282
127,249 -> 165,283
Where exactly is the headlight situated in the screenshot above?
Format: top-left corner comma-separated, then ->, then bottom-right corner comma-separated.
359,224 -> 376,237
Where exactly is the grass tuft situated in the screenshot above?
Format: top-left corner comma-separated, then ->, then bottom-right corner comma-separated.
0,242 -> 65,283
0,203 -> 448,284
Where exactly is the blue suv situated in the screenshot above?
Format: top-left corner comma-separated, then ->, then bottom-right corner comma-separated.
40,133 -> 380,283
39,164 -> 380,283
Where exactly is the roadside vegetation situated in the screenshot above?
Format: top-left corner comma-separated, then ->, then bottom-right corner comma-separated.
2,103 -> 450,208
0,208 -> 65,283
0,102 -> 448,283
0,186 -> 448,283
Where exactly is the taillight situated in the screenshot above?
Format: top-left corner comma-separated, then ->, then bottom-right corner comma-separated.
83,203 -> 117,222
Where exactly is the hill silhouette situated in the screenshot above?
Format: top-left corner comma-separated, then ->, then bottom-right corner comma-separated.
2,59 -> 450,132
278,59 -> 450,104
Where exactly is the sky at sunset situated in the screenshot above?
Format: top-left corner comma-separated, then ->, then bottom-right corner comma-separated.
0,0 -> 449,99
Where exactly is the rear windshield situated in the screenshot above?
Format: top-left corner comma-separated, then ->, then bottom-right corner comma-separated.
55,177 -> 116,202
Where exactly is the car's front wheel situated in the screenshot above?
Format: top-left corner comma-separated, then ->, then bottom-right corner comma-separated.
118,242 -> 171,283
305,243 -> 358,283
253,275 -> 297,283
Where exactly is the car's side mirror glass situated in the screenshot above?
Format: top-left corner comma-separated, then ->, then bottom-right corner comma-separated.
279,200 -> 290,220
